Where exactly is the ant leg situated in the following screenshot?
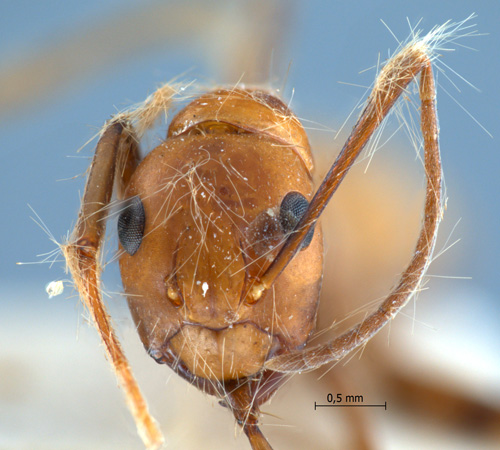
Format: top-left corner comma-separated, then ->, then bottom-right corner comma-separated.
224,379 -> 274,450
265,52 -> 442,373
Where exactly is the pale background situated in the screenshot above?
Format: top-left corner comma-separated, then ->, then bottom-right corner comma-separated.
2,1 -> 499,449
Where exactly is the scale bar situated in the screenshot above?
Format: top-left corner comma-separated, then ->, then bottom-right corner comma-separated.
314,401 -> 387,410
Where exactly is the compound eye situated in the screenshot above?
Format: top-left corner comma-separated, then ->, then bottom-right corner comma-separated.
117,196 -> 145,255
279,191 -> 314,250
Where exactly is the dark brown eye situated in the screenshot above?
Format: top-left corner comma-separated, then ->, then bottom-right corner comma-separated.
117,196 -> 145,255
279,191 -> 314,250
